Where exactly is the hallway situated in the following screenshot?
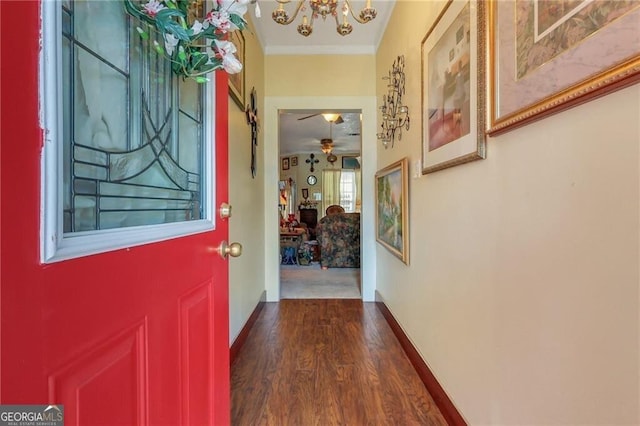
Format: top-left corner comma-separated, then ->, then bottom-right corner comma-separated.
231,299 -> 447,425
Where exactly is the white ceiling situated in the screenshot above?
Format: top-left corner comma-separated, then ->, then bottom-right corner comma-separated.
278,111 -> 362,156
247,0 -> 395,156
249,0 -> 396,55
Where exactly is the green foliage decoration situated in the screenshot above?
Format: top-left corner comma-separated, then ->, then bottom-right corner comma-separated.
123,0 -> 250,82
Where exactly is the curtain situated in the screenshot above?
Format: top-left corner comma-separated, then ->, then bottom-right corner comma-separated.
322,169 -> 363,213
322,170 -> 342,214
287,178 -> 296,215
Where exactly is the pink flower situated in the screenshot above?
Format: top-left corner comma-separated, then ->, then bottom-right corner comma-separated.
205,10 -> 232,33
220,0 -> 251,17
214,39 -> 242,74
142,0 -> 166,17
206,1 -> 249,31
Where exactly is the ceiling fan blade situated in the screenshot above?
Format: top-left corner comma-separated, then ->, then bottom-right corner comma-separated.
298,113 -> 319,121
300,113 -> 344,123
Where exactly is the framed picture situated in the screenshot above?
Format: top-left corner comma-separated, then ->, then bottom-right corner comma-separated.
290,156 -> 298,167
488,1 -> 640,135
281,157 -> 289,171
421,0 -> 486,174
228,30 -> 245,110
341,156 -> 360,169
375,158 -> 409,265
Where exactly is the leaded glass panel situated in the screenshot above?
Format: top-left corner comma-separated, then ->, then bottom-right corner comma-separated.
62,0 -> 204,233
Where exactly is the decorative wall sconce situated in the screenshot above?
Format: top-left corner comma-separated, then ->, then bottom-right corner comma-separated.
377,55 -> 410,149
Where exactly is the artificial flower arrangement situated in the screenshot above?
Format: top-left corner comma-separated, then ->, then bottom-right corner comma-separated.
298,199 -> 318,209
123,0 -> 256,82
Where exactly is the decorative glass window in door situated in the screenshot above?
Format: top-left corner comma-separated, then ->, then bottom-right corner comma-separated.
61,0 -> 205,233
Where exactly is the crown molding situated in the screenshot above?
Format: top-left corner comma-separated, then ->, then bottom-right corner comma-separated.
265,44 -> 376,55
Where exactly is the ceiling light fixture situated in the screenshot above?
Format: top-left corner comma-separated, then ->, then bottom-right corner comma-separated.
321,113 -> 340,122
319,117 -> 338,155
272,0 -> 377,37
377,55 -> 410,149
320,139 -> 333,154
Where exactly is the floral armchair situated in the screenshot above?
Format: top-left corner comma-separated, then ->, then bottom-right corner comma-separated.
316,212 -> 360,268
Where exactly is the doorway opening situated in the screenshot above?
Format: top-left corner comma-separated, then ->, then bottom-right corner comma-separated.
277,109 -> 362,299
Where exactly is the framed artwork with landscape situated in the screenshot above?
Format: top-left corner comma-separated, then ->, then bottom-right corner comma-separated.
488,1 -> 640,135
421,0 -> 486,174
228,30 -> 245,109
375,158 -> 409,265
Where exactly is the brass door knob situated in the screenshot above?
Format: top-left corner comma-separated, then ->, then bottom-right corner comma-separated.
217,241 -> 243,259
219,203 -> 232,219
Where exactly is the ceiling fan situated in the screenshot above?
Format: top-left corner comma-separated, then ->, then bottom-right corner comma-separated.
320,138 -> 334,154
298,113 -> 344,124
319,119 -> 340,164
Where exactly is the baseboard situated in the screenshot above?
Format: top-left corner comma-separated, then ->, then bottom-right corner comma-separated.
375,291 -> 467,426
230,292 -> 266,366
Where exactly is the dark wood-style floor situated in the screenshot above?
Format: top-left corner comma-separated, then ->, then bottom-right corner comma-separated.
231,299 -> 447,425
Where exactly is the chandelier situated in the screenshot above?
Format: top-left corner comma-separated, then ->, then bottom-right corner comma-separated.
377,55 -> 410,149
272,0 -> 377,37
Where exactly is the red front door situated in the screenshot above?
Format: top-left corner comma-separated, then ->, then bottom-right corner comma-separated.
1,1 -> 231,424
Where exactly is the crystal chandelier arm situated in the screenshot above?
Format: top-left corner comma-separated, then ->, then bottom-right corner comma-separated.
343,0 -> 376,24
335,8 -> 353,36
272,0 -> 307,25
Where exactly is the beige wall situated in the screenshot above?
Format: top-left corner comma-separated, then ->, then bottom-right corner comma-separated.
228,19 -> 266,344
376,1 -> 639,425
279,153 -> 330,213
230,35 -> 378,340
265,55 -> 376,96
262,53 -> 379,302
232,3 -> 640,423
263,95 -> 379,301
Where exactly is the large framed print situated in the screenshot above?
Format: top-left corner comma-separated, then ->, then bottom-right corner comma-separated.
375,158 -> 409,265
228,30 -> 245,110
421,0 -> 486,174
488,1 -> 640,135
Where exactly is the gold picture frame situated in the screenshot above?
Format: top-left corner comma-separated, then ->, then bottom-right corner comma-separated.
488,0 -> 640,135
421,0 -> 486,174
375,158 -> 409,265
228,30 -> 245,110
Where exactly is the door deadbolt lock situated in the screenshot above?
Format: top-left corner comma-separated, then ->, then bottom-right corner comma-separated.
217,241 -> 242,259
219,203 -> 232,219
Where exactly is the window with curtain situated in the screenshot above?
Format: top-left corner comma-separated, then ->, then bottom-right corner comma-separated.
322,169 -> 361,214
